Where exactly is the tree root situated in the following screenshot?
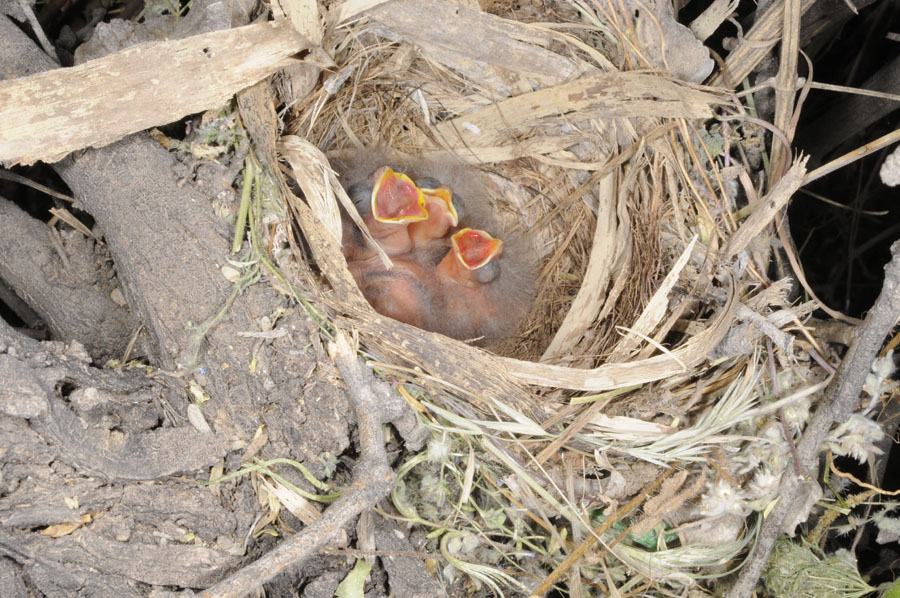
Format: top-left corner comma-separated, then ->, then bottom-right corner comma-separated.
0,195 -> 138,362
199,331 -> 399,598
0,318 -> 226,481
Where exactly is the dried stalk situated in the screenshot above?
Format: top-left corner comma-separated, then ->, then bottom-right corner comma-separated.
725,239 -> 900,598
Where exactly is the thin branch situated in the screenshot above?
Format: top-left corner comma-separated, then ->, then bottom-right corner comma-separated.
16,0 -> 56,57
725,239 -> 900,598
803,127 -> 900,185
769,0 -> 801,180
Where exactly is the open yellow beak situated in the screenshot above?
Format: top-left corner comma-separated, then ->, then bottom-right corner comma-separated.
371,167 -> 428,223
451,228 -> 503,270
419,185 -> 459,227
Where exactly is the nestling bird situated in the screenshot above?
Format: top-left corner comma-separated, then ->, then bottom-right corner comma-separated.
348,256 -> 431,328
434,228 -> 503,287
333,149 -> 535,343
340,166 -> 428,261
407,179 -> 459,249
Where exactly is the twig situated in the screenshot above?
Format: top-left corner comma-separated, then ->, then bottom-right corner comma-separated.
529,469 -> 674,597
828,452 -> 900,496
725,239 -> 900,598
768,0 -> 801,181
0,169 -> 74,202
803,127 -> 900,185
231,153 -> 253,254
199,331 -> 395,598
708,0 -> 816,88
767,338 -> 803,477
808,348 -> 837,374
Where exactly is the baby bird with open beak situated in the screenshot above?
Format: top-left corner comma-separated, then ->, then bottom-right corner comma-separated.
334,150 -> 535,344
407,178 -> 459,249
341,166 -> 428,261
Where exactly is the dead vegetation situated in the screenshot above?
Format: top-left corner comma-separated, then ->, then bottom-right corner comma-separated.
0,0 -> 899,596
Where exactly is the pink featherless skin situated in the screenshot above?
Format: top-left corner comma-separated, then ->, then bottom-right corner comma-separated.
332,147 -> 536,343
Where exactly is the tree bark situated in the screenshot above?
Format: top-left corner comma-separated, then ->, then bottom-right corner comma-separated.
0,11 -> 373,595
0,195 -> 137,361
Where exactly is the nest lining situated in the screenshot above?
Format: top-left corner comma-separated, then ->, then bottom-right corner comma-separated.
278,2 -> 778,437
291,53 -> 670,368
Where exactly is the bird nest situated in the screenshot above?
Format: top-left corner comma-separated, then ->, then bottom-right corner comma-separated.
271,0 -> 840,594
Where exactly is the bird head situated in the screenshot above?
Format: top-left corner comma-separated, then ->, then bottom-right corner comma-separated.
370,167 -> 428,223
451,228 -> 503,270
418,184 -> 459,227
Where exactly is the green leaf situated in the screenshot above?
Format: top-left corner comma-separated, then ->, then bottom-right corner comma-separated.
334,559 -> 373,598
883,578 -> 900,598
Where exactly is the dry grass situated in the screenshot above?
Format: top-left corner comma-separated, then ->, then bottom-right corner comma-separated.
257,0 -> 877,594
0,0 -> 887,592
